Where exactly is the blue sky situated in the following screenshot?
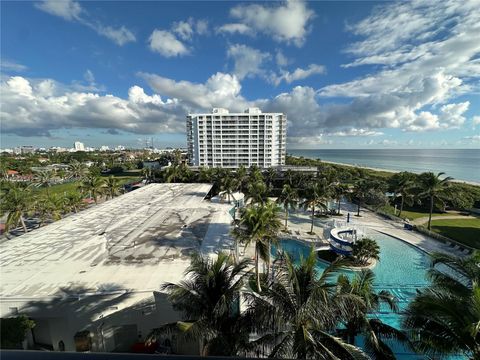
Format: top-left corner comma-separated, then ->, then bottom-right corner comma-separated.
1,0 -> 479,149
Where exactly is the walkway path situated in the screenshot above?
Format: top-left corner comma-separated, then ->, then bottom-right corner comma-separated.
337,202 -> 469,257
411,214 -> 478,226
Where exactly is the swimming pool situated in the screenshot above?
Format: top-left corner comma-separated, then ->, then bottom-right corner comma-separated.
272,231 -> 433,359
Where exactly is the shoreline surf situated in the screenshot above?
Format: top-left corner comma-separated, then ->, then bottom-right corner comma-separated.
289,156 -> 480,187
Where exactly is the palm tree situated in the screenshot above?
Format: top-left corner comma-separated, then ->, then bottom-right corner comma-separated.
34,170 -> 54,196
351,180 -> 366,217
351,237 -> 380,266
104,175 -> 121,199
336,270 -> 410,359
46,194 -> 66,221
56,169 -> 67,181
78,175 -> 105,204
149,252 -> 252,356
265,167 -> 277,191
198,166 -> 213,183
301,181 -> 328,234
276,184 -> 298,230
235,165 -> 248,192
350,179 -> 382,217
68,160 -> 88,179
65,191 -> 84,213
232,201 -> 282,291
416,172 -> 453,229
389,172 -> 416,217
165,164 -> 183,183
249,164 -> 264,183
0,164 -> 7,180
396,183 -> 415,218
245,179 -> 268,205
172,149 -> 183,165
246,250 -> 369,359
403,251 -> 480,358
284,169 -> 294,186
34,194 -> 52,227
220,175 -> 239,204
210,168 -> 228,194
141,167 -> 152,183
333,183 -> 349,215
0,184 -> 31,233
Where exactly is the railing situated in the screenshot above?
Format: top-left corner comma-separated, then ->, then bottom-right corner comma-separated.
0,351 -> 264,360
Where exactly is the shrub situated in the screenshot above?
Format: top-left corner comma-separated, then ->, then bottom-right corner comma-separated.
352,237 -> 380,266
1,315 -> 35,349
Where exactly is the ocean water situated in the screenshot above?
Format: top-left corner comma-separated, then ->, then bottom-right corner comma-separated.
288,149 -> 480,183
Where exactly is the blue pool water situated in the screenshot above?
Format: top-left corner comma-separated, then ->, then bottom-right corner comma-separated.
273,232 -> 433,359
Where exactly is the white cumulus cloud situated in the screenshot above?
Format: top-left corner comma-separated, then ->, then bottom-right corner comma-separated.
472,116 -> 480,127
36,0 -> 82,21
225,0 -> 315,46
316,0 -> 480,133
148,30 -> 189,57
216,23 -> 255,36
227,44 -> 270,80
35,0 -> 135,46
270,64 -> 326,86
172,18 -> 209,40
1,76 -> 186,136
1,59 -> 28,73
139,72 -> 248,111
327,128 -> 384,137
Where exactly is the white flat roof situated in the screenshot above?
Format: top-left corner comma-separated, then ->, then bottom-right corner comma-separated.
0,183 -> 234,310
188,110 -> 284,116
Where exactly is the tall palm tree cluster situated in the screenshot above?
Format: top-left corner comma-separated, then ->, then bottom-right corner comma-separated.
0,163 -> 123,234
388,171 -> 454,229
153,247 -> 479,358
153,248 -> 421,359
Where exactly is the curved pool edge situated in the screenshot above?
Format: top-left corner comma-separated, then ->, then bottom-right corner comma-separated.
372,229 -> 433,257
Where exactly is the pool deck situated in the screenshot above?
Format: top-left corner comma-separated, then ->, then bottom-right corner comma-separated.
283,201 -> 468,258
338,201 -> 469,257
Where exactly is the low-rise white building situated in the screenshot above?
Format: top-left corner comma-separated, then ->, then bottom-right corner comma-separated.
0,184 -> 234,353
187,108 -> 287,168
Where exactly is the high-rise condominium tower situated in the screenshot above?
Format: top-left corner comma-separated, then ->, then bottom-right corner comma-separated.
74,141 -> 85,151
187,107 -> 286,168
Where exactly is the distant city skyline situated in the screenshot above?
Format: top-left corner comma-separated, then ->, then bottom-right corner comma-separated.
1,1 -> 479,149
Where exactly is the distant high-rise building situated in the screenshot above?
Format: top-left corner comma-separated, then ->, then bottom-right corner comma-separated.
100,145 -> 110,151
20,145 -> 35,154
187,108 -> 287,168
74,141 -> 85,151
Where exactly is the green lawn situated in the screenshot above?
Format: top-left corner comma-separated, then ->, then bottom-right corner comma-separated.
429,218 -> 480,249
380,205 -> 453,220
33,173 -> 141,197
36,181 -> 80,196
